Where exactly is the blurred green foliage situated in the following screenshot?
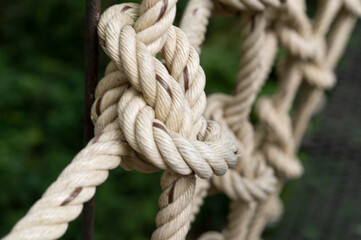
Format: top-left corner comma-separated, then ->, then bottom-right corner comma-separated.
0,0 -> 325,240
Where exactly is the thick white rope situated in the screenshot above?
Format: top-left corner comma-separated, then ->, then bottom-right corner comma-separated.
2,0 -> 360,239
179,0 -> 360,239
2,1 -> 238,239
245,0 -> 360,238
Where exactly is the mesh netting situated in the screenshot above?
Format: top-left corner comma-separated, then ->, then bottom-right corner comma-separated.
264,23 -> 361,240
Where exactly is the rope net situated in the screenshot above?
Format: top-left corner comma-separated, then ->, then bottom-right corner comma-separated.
2,0 -> 361,239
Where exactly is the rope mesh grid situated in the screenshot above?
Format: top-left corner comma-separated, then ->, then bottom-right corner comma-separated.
264,22 -> 361,240
2,0 -> 361,239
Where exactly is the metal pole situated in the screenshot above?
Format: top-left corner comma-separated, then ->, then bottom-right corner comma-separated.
82,0 -> 100,239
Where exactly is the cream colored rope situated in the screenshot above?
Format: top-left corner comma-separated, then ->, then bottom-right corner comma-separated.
180,0 -> 360,239
180,1 -> 283,239
2,1 -> 238,239
244,1 -> 360,237
2,0 -> 360,239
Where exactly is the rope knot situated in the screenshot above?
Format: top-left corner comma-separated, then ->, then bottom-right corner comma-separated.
96,3 -> 238,179
256,97 -> 303,179
302,63 -> 336,89
204,94 -> 278,201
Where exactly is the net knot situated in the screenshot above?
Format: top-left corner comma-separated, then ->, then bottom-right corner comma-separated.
256,97 -> 303,179
96,3 -> 238,179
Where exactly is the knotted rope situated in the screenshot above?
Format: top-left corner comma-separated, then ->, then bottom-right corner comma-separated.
247,1 -> 360,238
180,0 -> 360,239
2,0 -> 361,239
180,1 -> 283,239
2,1 -> 238,239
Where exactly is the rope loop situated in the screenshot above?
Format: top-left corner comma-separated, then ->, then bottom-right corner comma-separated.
3,0 -> 360,239
97,3 -> 238,179
204,94 -> 278,201
256,97 -> 303,179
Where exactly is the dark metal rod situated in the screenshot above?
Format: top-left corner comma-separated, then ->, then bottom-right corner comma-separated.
82,0 -> 100,239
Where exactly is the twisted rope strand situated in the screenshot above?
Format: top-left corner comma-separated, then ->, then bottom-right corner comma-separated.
98,4 -> 238,239
245,1 -> 359,238
2,1 -> 239,239
180,1 -> 282,238
2,0 -> 360,239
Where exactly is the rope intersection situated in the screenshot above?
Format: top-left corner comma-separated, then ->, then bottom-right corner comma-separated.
2,0 -> 361,239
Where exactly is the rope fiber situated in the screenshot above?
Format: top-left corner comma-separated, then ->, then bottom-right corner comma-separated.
2,0 -> 361,239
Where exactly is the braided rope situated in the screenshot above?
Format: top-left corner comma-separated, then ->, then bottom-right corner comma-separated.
180,1 -> 283,239
2,0 -> 360,239
179,0 -> 360,239
245,0 -> 360,238
2,1 -> 238,239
